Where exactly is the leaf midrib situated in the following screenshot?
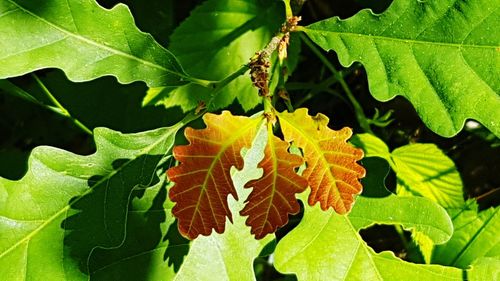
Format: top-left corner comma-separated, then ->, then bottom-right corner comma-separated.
6,0 -> 189,79
304,28 -> 499,50
343,216 -> 384,281
260,128 -> 278,237
0,126 -> 179,261
279,114 -> 343,210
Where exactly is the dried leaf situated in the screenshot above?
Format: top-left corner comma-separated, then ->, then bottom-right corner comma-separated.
278,108 -> 365,214
240,125 -> 308,239
167,111 -> 263,239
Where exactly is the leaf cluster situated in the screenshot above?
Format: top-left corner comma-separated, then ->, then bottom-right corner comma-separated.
0,0 -> 498,280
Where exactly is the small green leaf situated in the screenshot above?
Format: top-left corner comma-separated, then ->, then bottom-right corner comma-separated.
0,0 -> 188,87
353,135 -> 464,263
392,143 -> 464,208
433,203 -> 500,268
303,0 -> 500,137
353,134 -> 465,208
0,124 -> 183,280
357,156 -> 441,264
149,0 -> 284,111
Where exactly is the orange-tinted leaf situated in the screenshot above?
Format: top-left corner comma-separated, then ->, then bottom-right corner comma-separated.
278,108 -> 365,214
167,111 -> 263,239
240,125 -> 308,239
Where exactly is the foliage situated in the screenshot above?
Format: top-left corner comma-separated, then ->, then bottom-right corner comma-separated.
174,126 -> 274,280
0,0 -> 189,87
0,0 -> 499,280
278,108 -> 365,213
145,0 -> 284,111
167,109 -> 362,240
274,159 -> 460,280
0,125 -> 182,279
167,111 -> 263,239
433,201 -> 500,268
352,133 -> 465,208
302,0 -> 500,137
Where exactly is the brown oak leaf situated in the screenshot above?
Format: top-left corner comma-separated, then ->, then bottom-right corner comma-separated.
167,111 -> 263,239
240,125 -> 308,239
278,108 -> 366,214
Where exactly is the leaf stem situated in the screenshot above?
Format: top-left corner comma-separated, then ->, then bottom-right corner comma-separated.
31,74 -> 93,135
475,187 -> 500,201
263,96 -> 273,114
211,64 -> 250,91
186,77 -> 217,88
200,15 -> 298,114
283,0 -> 293,18
0,80 -> 62,115
291,74 -> 353,109
277,46 -> 294,112
283,97 -> 294,112
300,33 -> 373,134
394,225 -> 410,251
204,64 -> 250,111
293,92 -> 314,108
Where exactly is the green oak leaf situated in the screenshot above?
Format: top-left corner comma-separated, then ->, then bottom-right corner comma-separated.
0,122 -> 184,280
350,196 -> 452,245
145,0 -> 284,111
352,158 -> 453,243
97,0 -> 176,46
467,257 -> 500,281
173,122 -> 273,281
89,181 -> 188,280
352,134 -> 465,262
274,196 -> 462,280
303,0 -> 500,137
0,0 -> 188,87
433,202 -> 500,269
274,157 -> 460,281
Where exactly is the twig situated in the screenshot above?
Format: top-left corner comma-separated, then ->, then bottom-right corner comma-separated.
283,0 -> 293,18
299,33 -> 373,133
199,65 -> 251,113
0,80 -> 62,115
31,74 -> 93,135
